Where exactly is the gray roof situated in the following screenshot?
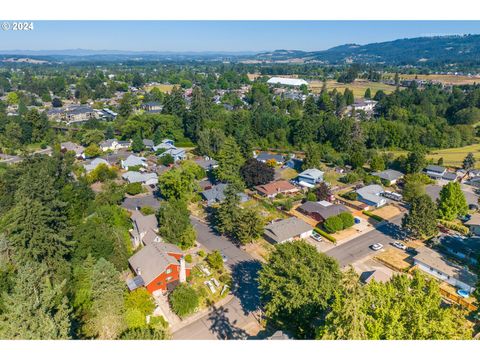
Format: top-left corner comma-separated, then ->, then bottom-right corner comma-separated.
143,139 -> 155,147
298,201 -> 349,220
256,152 -> 285,163
100,138 -> 117,148
414,247 -> 477,287
297,168 -> 324,181
201,183 -> 229,203
122,171 -> 158,184
372,169 -> 404,182
356,184 -> 385,205
439,235 -> 480,256
194,158 -> 218,170
128,242 -> 183,285
442,171 -> 458,181
122,155 -> 146,168
264,217 -> 313,244
425,165 -> 446,174
61,141 -> 85,155
83,157 -> 109,173
122,195 -> 161,211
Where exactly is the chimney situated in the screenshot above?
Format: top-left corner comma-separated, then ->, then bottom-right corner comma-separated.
136,267 -> 142,276
179,257 -> 186,283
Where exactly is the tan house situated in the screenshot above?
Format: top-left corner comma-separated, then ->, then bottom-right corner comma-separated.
255,180 -> 299,198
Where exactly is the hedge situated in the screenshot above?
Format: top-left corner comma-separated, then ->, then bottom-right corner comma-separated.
362,210 -> 385,222
438,219 -> 469,236
314,228 -> 336,244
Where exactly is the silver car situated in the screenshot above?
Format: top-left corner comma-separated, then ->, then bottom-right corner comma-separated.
392,241 -> 407,250
370,243 -> 384,251
311,232 -> 323,242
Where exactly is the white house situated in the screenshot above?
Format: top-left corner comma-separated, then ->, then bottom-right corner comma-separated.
297,168 -> 324,188
122,171 -> 158,186
356,184 -> 387,208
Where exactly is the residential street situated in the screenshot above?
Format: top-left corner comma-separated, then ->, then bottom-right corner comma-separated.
171,218 -> 263,339
326,213 -> 405,267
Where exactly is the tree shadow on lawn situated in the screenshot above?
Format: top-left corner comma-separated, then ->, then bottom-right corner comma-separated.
230,260 -> 262,314
207,305 -> 249,340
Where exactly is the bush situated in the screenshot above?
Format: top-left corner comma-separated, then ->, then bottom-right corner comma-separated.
338,212 -> 355,229
125,182 -> 144,195
197,250 -> 206,258
140,206 -> 155,215
184,254 -> 193,263
281,198 -> 293,211
314,227 -> 336,243
206,250 -> 223,270
341,191 -> 358,201
306,191 -> 317,202
169,284 -> 199,318
438,219 -> 469,236
362,210 -> 384,222
323,216 -> 344,234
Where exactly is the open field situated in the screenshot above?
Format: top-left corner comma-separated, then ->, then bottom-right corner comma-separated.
384,73 -> 480,86
383,143 -> 480,168
143,84 -> 175,93
310,79 -> 397,98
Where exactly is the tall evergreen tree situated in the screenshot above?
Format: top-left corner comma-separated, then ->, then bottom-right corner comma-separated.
437,182 -> 468,221
402,194 -> 438,239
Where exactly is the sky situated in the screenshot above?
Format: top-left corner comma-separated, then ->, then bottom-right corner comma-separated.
1,21 -> 480,52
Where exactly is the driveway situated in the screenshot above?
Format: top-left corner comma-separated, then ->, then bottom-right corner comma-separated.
325,214 -> 405,267
172,218 -> 263,339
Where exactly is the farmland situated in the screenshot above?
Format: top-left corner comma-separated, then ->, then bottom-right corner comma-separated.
384,73 -> 480,86
310,79 -> 397,98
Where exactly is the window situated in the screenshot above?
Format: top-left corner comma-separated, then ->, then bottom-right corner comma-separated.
166,276 -> 173,282
166,268 -> 172,274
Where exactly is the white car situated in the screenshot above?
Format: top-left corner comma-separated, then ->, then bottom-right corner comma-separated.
370,243 -> 384,251
392,241 -> 407,251
311,232 -> 323,242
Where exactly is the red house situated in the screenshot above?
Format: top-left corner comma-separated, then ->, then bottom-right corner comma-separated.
128,241 -> 191,293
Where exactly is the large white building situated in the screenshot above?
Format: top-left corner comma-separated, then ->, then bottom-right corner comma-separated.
267,77 -> 308,87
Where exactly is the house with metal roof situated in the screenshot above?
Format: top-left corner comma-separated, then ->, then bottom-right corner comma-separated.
264,217 -> 313,244
297,168 -> 324,188
356,184 -> 387,208
372,169 -> 404,185
267,77 -> 308,87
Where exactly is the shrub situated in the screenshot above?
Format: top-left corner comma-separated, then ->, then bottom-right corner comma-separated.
206,250 -> 223,270
184,254 -> 193,263
140,206 -> 155,215
306,191 -> 317,202
125,182 -> 144,195
341,191 -> 358,201
338,212 -> 355,229
438,219 -> 469,236
127,165 -> 144,172
323,216 -> 344,234
197,250 -> 206,258
282,198 -> 293,211
169,284 -> 199,318
314,227 -> 336,243
362,210 -> 384,222
161,153 -> 175,166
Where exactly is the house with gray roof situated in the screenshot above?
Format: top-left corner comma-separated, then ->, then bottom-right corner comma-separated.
60,141 -> 85,159
121,154 -> 147,170
264,217 -> 313,244
298,201 -> 350,223
356,184 -> 387,208
129,210 -> 160,248
83,157 -> 110,173
424,165 -> 447,179
194,157 -> 219,171
372,169 -> 404,185
122,171 -> 158,186
153,139 -> 175,152
159,147 -> 186,162
256,152 -> 285,165
413,246 -> 477,294
201,183 -> 249,206
297,168 -> 324,187
122,194 -> 161,211
142,139 -> 155,150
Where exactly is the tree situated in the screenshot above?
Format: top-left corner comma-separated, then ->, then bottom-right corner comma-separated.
197,128 -> 226,157
157,199 -> 196,249
120,326 -> 168,340
158,167 -> 197,201
86,163 -> 117,183
315,182 -> 331,201
215,187 -> 240,236
338,212 -> 355,229
258,241 -> 341,338
370,154 -> 385,172
84,258 -> 126,339
131,133 -> 145,153
320,271 -> 471,340
0,263 -> 72,339
402,194 -> 438,239
124,288 -> 155,330
437,182 -> 468,221
206,250 -> 224,271
302,142 -> 322,170
402,173 -> 432,203
364,88 -> 372,99
234,207 -> 264,244
125,182 -> 144,195
52,97 -> 63,108
240,158 -> 274,188
160,153 -> 175,166
323,215 -> 344,233
404,150 -> 426,174
84,144 -> 102,158
215,137 -> 245,187
463,152 -> 476,170
169,284 -> 199,318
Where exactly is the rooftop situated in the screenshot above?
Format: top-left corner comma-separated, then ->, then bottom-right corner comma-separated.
264,217 -> 312,243
372,169 -> 404,182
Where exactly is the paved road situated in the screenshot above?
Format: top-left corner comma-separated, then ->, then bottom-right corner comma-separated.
326,214 -> 405,267
172,218 -> 262,339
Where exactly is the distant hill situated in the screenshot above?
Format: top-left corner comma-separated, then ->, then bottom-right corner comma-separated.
253,34 -> 480,66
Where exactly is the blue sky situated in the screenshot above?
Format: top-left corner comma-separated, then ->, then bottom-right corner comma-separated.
1,21 -> 480,52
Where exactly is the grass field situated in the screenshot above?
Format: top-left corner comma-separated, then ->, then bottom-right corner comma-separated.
143,84 -> 175,93
310,79 -> 397,98
383,143 -> 480,168
384,73 -> 480,86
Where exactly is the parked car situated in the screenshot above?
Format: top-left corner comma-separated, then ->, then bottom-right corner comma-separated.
370,243 -> 384,251
221,253 -> 228,263
392,241 -> 407,251
310,231 -> 322,242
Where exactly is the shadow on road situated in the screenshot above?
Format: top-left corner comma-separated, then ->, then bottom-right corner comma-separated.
230,260 -> 262,314
377,221 -> 407,241
208,305 -> 249,340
